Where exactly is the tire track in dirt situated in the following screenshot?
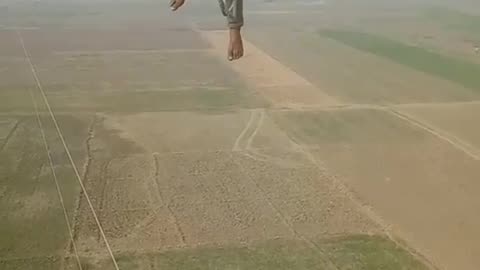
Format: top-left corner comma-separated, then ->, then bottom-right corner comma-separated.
232,109 -> 265,152
233,109 -> 306,167
231,109 -> 280,164
199,30 -> 338,109
389,108 -> 480,161
246,110 -> 266,150
232,110 -> 258,152
239,110 -> 283,164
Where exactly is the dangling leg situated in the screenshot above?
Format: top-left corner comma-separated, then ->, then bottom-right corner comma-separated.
221,0 -> 244,60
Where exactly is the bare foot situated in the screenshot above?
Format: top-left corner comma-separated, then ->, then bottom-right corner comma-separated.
228,28 -> 244,61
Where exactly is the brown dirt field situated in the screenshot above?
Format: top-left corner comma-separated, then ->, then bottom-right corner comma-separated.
73,154 -> 182,254
74,150 -> 381,252
71,111 -> 381,256
274,108 -> 480,270
396,102 -> 480,155
235,153 -> 381,238
71,151 -> 270,251
200,31 -> 337,108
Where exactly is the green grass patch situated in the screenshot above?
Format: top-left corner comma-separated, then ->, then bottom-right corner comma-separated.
0,235 -> 430,269
111,235 -> 429,270
322,235 -> 429,270
0,232 -> 429,270
319,29 -> 480,91
0,256 -> 61,270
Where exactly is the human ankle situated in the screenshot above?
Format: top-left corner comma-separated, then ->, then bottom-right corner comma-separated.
229,27 -> 241,38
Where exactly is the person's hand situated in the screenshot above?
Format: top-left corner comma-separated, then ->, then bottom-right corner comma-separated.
170,0 -> 185,11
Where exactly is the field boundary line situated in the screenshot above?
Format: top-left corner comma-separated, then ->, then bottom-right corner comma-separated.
270,100 -> 480,113
152,153 -> 187,246
16,30 -> 120,270
52,48 -> 208,55
394,100 -> 480,108
389,108 -> 480,161
232,109 -> 276,163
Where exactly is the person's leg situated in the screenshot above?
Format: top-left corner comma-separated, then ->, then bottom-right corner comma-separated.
221,0 -> 244,60
171,0 -> 244,61
217,0 -> 227,16
228,28 -> 243,60
221,0 -> 243,28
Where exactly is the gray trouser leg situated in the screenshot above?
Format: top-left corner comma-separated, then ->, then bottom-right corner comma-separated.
218,0 -> 243,29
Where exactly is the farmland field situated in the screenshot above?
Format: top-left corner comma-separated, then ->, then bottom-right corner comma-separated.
1,0 -> 480,270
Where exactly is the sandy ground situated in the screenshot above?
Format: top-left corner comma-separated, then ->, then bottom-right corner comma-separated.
1,0 -> 480,270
